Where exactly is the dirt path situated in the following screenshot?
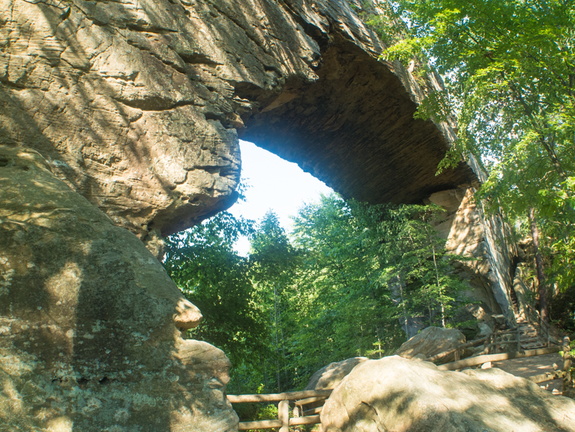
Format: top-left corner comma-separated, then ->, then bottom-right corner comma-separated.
492,352 -> 564,394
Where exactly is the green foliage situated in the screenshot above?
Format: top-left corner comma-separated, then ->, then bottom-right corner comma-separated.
249,211 -> 301,391
559,339 -> 575,361
376,0 -> 575,298
162,195 -> 472,395
287,196 -> 395,383
163,212 -> 268,375
286,196 -> 468,385
551,286 -> 575,332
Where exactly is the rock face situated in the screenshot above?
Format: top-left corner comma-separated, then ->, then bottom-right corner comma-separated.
0,0 -> 475,241
321,356 -> 575,432
395,326 -> 466,362
0,146 -> 236,431
428,188 -> 519,320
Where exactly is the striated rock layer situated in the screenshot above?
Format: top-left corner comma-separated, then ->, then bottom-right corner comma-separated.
0,0 -> 474,240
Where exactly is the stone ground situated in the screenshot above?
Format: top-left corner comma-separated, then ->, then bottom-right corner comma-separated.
492,353 -> 565,394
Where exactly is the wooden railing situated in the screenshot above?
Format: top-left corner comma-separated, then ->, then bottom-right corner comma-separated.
523,304 -> 553,347
227,322 -> 571,430
484,327 -> 523,354
437,345 -> 560,372
435,329 -> 570,390
428,318 -> 561,366
227,389 -> 332,431
426,335 -> 489,364
426,329 -> 521,365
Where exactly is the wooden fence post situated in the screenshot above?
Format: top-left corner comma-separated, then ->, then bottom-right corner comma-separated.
563,336 -> 573,394
278,399 -> 290,432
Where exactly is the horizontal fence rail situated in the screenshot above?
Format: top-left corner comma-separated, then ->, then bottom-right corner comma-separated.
228,390 -> 332,431
428,319 -> 563,367
437,346 -> 560,371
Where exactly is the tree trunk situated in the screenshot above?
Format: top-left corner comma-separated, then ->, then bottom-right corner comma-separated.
432,244 -> 446,327
397,274 -> 409,337
273,285 -> 282,391
529,207 -> 548,322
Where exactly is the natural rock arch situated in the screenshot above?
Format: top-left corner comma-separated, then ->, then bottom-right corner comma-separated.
236,36 -> 474,206
0,0 -> 474,239
0,0 -> 515,430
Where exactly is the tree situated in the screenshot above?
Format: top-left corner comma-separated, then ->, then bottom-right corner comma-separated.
286,195 -> 466,383
376,0 -> 575,320
162,195 -> 471,395
248,211 -> 300,391
287,195 -> 398,382
163,211 -> 269,392
346,200 -> 468,331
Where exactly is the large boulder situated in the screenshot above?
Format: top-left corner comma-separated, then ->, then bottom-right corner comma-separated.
305,357 -> 368,390
0,146 -> 237,431
321,356 -> 575,432
395,326 -> 466,362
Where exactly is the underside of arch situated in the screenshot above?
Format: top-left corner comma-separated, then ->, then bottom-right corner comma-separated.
238,36 -> 475,205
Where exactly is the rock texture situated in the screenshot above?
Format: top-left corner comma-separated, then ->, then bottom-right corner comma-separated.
428,188 -> 518,320
0,0 -> 475,241
0,146 -> 236,431
321,356 -> 575,432
305,357 -> 368,391
395,326 -> 466,362
1,0 -> 245,240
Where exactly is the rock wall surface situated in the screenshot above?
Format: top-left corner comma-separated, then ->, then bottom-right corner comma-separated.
0,146 -> 235,431
0,0 -> 474,240
429,188 -> 519,322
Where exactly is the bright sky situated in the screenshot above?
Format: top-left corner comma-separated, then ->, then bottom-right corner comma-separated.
229,140 -> 333,231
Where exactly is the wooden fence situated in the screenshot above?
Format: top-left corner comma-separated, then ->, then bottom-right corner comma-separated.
435,331 -> 574,392
436,346 -> 560,371
227,389 -> 332,431
428,319 -> 557,366
524,304 -> 553,346
227,326 -> 573,429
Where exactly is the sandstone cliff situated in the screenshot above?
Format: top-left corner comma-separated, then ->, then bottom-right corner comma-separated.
0,146 -> 235,430
0,0 -> 474,240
